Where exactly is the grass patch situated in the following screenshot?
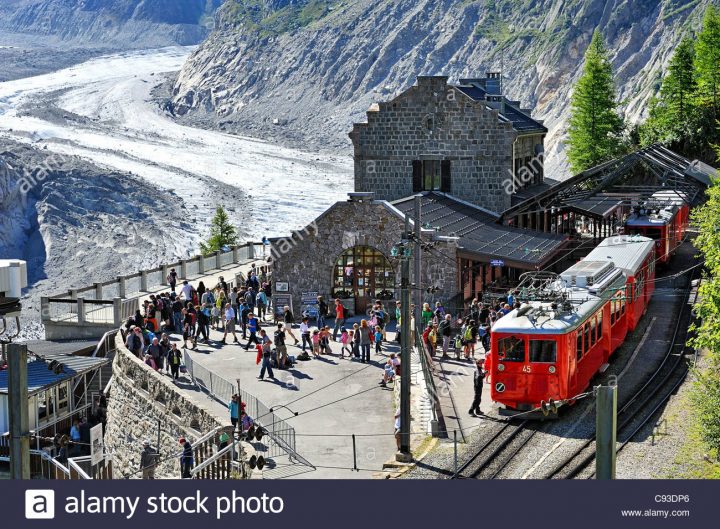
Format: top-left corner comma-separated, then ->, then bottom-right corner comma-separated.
220,0 -> 344,36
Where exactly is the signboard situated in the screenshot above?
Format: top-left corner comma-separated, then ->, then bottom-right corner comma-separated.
490,259 -> 505,268
274,294 -> 293,317
275,282 -> 289,292
301,291 -> 319,305
90,423 -> 103,466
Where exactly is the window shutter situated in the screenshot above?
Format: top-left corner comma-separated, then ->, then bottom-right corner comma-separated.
412,161 -> 422,192
440,160 -> 451,193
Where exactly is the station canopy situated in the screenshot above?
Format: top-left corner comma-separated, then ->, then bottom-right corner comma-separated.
499,144 -> 714,224
392,193 -> 567,269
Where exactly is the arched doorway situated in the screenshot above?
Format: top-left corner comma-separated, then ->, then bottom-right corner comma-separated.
332,246 -> 396,314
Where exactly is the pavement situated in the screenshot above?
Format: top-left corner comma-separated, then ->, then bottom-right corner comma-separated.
181,320 -> 398,479
433,346 -> 493,443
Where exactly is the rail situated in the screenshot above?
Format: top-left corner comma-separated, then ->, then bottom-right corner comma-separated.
182,352 -> 311,467
414,327 -> 443,437
41,242 -> 264,329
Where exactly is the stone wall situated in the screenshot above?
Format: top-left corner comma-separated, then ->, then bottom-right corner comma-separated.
513,133 -> 545,190
350,76 -> 517,214
105,333 -> 235,479
271,198 -> 458,317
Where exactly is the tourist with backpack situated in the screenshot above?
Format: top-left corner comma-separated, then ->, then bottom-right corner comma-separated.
245,313 -> 261,350
167,268 -> 178,293
438,314 -> 453,359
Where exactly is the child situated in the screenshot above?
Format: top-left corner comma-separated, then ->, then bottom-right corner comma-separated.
320,326 -> 332,354
311,329 -> 321,357
374,325 -> 383,354
379,359 -> 395,387
340,327 -> 350,358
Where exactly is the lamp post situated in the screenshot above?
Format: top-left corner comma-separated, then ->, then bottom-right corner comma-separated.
392,215 -> 413,463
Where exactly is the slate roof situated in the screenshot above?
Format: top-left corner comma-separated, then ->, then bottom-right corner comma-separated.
455,79 -> 548,134
0,343 -> 108,395
392,192 -> 567,268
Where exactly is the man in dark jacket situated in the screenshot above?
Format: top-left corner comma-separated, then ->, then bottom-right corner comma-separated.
317,296 -> 328,329
140,440 -> 158,479
469,360 -> 487,416
438,314 -> 453,359
179,437 -> 193,478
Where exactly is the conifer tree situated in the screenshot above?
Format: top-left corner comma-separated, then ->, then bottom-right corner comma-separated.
200,206 -> 238,256
696,5 -> 720,118
566,30 -> 624,173
640,36 -> 698,146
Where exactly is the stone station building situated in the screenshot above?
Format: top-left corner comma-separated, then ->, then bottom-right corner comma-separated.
271,74 -> 566,316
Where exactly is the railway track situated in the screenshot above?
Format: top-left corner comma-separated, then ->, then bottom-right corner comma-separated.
449,420 -> 534,479
543,271 -> 701,480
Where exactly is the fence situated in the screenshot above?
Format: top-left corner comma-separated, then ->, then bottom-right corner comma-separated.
42,242 -> 264,330
182,353 -> 306,466
415,327 -> 443,437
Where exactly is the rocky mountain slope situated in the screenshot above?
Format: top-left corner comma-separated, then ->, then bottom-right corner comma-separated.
0,0 -> 224,47
0,139 -> 189,339
170,0 -> 718,177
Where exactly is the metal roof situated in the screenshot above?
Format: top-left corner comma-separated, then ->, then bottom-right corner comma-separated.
455,82 -> 548,134
584,235 -> 655,276
392,192 -> 567,268
0,346 -> 109,395
499,145 -> 710,223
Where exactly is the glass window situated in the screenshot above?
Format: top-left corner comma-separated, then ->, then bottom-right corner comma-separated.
498,336 -> 525,362
597,312 -> 603,339
590,317 -> 597,346
584,323 -> 591,352
422,160 -> 441,191
577,328 -> 584,360
530,340 -> 557,363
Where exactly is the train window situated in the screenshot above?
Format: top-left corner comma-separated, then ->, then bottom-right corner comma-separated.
590,317 -> 597,346
597,312 -> 603,339
646,228 -> 662,240
530,340 -> 557,363
576,330 -> 583,361
584,323 -> 591,352
498,336 -> 525,362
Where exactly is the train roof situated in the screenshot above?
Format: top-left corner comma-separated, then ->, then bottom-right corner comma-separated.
492,236 -> 650,335
491,288 -> 608,335
583,235 -> 655,276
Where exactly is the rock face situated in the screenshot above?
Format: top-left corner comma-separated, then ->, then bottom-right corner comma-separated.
0,140 -> 190,340
0,0 -> 224,46
171,0 -> 714,177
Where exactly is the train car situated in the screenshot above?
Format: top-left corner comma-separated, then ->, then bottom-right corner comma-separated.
624,190 -> 689,265
488,235 -> 655,414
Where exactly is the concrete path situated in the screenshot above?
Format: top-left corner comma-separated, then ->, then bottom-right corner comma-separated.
183,323 -> 398,479
433,347 -> 493,443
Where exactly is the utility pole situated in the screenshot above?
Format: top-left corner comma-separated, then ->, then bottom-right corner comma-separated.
396,215 -> 413,463
8,343 -> 30,479
595,385 -> 617,479
413,195 -> 422,319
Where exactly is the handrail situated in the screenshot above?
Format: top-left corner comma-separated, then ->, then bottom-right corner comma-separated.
47,241 -> 262,300
415,328 -> 441,430
67,458 -> 92,479
190,442 -> 234,476
37,450 -> 71,478
92,329 -> 121,358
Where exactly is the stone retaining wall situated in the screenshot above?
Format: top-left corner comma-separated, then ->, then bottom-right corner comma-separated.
105,332 -> 243,479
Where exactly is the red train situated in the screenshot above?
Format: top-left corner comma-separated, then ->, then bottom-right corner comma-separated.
488,235 -> 656,414
624,190 -> 689,264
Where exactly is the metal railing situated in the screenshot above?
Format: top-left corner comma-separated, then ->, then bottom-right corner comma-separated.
182,352 -> 303,463
415,328 -> 443,437
42,242 -> 263,327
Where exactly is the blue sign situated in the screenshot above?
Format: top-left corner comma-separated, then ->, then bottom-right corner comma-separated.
491,259 -> 505,267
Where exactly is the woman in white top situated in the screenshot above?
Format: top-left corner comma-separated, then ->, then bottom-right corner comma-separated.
299,316 -> 312,352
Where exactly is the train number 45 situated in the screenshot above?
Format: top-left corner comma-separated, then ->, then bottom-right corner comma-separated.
522,365 -> 532,373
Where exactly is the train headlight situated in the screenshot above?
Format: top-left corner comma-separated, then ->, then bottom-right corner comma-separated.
548,366 -> 556,374
497,363 -> 505,372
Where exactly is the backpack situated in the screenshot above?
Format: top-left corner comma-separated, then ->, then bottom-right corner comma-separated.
463,326 -> 473,341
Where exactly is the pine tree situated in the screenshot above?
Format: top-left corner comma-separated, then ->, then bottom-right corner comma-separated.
696,5 -> 720,118
566,30 -> 624,174
200,206 -> 238,256
640,36 -> 698,146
